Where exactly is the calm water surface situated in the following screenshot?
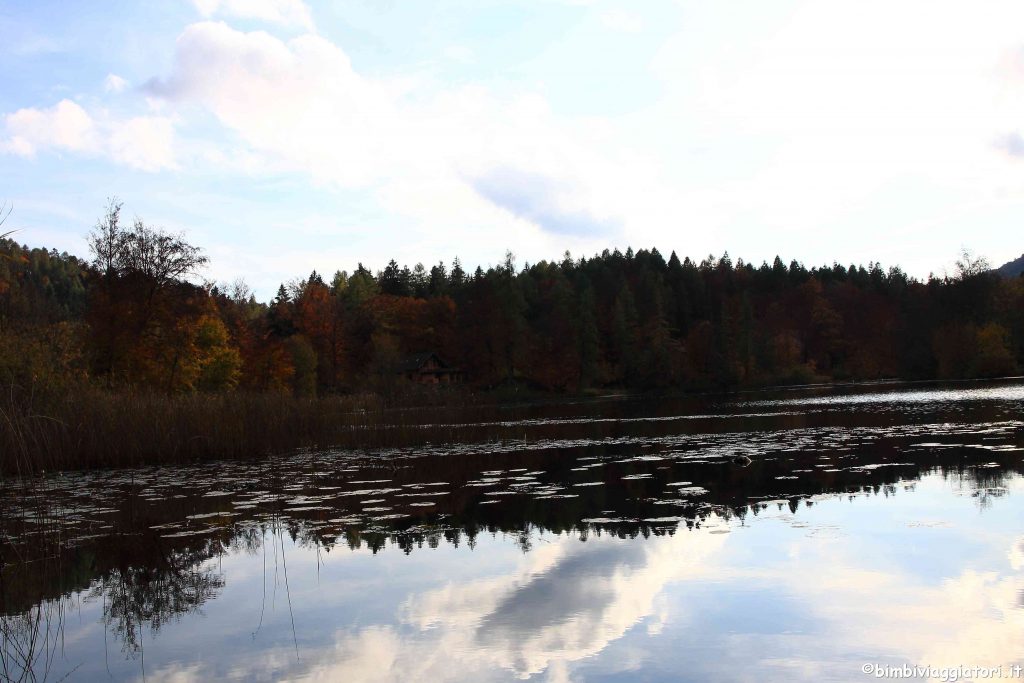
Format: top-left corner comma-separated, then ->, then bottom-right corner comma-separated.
2,379 -> 1024,681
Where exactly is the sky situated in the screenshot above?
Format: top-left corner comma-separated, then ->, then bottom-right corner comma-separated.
2,0 -> 1023,299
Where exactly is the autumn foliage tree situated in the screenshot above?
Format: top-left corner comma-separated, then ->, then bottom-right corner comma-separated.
84,199 -> 243,391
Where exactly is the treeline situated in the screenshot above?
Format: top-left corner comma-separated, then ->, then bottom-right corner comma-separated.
2,201 -> 1023,400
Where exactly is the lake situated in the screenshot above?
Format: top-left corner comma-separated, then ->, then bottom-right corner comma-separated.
2,379 -> 1024,682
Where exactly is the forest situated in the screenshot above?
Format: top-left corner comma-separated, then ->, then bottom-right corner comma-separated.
2,200 -> 1023,404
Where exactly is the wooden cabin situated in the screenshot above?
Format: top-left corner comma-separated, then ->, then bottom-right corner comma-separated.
398,352 -> 463,385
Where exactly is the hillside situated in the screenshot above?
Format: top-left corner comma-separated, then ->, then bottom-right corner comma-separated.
996,254 -> 1024,278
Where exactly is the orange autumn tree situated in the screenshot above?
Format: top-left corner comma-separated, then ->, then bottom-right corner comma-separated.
213,281 -> 295,393
293,271 -> 346,391
131,298 -> 242,392
362,294 -> 454,362
85,200 -> 242,391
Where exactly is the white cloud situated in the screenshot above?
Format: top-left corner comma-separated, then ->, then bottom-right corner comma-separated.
639,0 -> 1024,272
2,99 -> 99,157
999,46 -> 1024,82
470,166 -> 620,237
104,73 -> 129,93
145,22 -> 400,187
757,527 -> 1024,676
191,0 -> 314,31
996,132 -> 1024,159
396,528 -> 727,679
213,526 -> 728,683
443,45 -> 474,63
598,10 -> 644,33
109,116 -> 177,171
1,99 -> 176,171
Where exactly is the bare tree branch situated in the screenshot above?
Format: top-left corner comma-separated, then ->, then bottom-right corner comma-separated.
0,200 -> 14,240
87,198 -> 208,283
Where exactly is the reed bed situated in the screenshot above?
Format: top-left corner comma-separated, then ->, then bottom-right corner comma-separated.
0,385 -> 544,475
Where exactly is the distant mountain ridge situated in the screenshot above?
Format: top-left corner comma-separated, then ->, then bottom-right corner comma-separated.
995,254 -> 1024,278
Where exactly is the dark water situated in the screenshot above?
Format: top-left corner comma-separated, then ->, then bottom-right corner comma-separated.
3,380 -> 1024,682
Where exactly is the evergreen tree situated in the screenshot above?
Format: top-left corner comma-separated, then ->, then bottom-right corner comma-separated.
576,281 -> 600,389
379,260 -> 409,296
611,280 -> 640,385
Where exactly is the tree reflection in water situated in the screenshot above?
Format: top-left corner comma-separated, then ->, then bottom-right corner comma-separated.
1,600 -> 71,683
93,546 -> 225,657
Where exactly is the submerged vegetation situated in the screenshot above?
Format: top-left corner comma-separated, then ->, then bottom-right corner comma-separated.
1,199 -> 1023,472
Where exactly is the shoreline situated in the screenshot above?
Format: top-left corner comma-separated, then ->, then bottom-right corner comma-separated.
3,375 -> 1023,477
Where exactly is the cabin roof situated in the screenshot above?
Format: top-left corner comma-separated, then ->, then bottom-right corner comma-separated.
397,352 -> 450,373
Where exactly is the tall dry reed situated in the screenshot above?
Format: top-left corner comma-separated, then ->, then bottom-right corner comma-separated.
0,385 -> 537,475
